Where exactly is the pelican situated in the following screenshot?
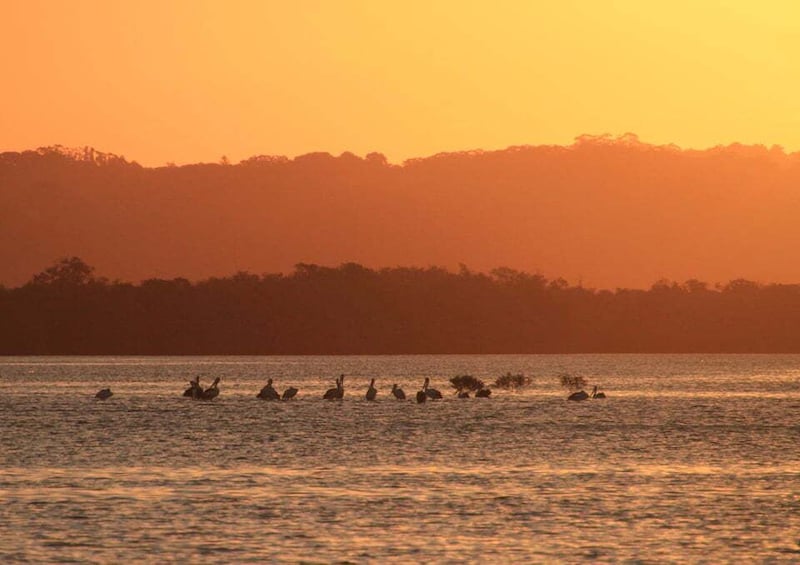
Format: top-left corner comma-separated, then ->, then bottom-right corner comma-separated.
324,375 -> 344,400
323,376 -> 339,400
416,387 -> 427,403
391,383 -> 406,400
366,378 -> 377,401
201,377 -> 220,400
567,389 -> 589,401
423,377 -> 442,400
282,387 -> 298,400
257,378 -> 280,400
457,391 -> 470,398
475,388 -> 491,398
591,385 -> 606,399
183,376 -> 201,398
336,374 -> 345,400
95,388 -> 113,400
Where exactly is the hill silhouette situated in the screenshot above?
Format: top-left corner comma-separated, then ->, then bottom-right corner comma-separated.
2,135 -> 800,289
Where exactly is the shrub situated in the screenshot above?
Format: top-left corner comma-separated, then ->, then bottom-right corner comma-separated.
493,372 -> 531,390
559,373 -> 587,390
450,374 -> 485,392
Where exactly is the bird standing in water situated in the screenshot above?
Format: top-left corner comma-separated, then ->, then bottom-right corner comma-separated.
183,376 -> 202,398
424,377 -> 442,400
257,378 -> 280,400
416,378 -> 428,404
200,377 -> 220,400
324,375 -> 345,400
366,378 -> 377,401
567,389 -> 589,401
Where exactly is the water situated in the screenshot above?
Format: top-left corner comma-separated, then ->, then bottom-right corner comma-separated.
1,354 -> 800,562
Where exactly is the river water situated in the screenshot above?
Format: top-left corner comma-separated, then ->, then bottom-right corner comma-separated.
1,354 -> 799,562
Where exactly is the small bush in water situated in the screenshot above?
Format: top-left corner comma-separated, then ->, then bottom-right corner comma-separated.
559,373 -> 587,390
450,374 -> 485,393
493,372 -> 531,390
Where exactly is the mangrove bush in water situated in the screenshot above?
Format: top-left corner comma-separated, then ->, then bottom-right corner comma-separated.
449,375 -> 486,393
559,374 -> 587,390
493,372 -> 531,390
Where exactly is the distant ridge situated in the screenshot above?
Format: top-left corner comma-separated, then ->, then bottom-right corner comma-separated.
2,134 -> 800,289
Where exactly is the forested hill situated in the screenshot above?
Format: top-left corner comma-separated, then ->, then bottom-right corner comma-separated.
3,136 -> 800,289
2,258 -> 800,354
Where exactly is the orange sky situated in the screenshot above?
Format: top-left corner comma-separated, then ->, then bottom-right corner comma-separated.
2,1 -> 800,165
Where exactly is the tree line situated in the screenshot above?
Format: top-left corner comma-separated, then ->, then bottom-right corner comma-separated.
2,257 -> 800,354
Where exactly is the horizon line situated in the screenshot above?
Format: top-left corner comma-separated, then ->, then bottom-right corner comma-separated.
14,256 -> 798,294
2,132 -> 797,168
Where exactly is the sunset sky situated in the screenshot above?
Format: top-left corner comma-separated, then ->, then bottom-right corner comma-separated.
2,1 -> 799,165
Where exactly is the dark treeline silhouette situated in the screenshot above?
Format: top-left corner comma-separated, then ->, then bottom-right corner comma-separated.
4,136 -> 800,289
3,257 -> 800,354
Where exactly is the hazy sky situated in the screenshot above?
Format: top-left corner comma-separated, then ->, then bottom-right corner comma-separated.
2,1 -> 799,165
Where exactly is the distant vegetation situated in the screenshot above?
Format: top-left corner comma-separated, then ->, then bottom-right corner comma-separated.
494,373 -> 531,390
4,257 -> 800,354
450,375 -> 485,393
559,374 -> 588,390
4,137 -> 800,290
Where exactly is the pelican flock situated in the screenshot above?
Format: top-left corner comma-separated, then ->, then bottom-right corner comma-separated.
93,374 -> 612,404
567,384 -> 607,401
181,376 -> 220,400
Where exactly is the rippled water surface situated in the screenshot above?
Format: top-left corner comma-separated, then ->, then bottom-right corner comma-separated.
2,354 -> 800,562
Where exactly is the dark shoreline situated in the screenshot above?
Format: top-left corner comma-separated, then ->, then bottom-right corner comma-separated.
4,259 -> 800,355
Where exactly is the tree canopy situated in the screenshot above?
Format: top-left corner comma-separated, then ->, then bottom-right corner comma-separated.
3,258 -> 800,354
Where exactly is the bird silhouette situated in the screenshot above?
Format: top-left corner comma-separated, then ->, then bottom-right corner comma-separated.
416,378 -> 428,403
567,389 -> 589,401
366,378 -> 377,401
183,376 -> 202,398
424,377 -> 442,400
324,375 -> 344,400
591,385 -> 606,399
200,377 -> 220,400
257,378 -> 280,400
